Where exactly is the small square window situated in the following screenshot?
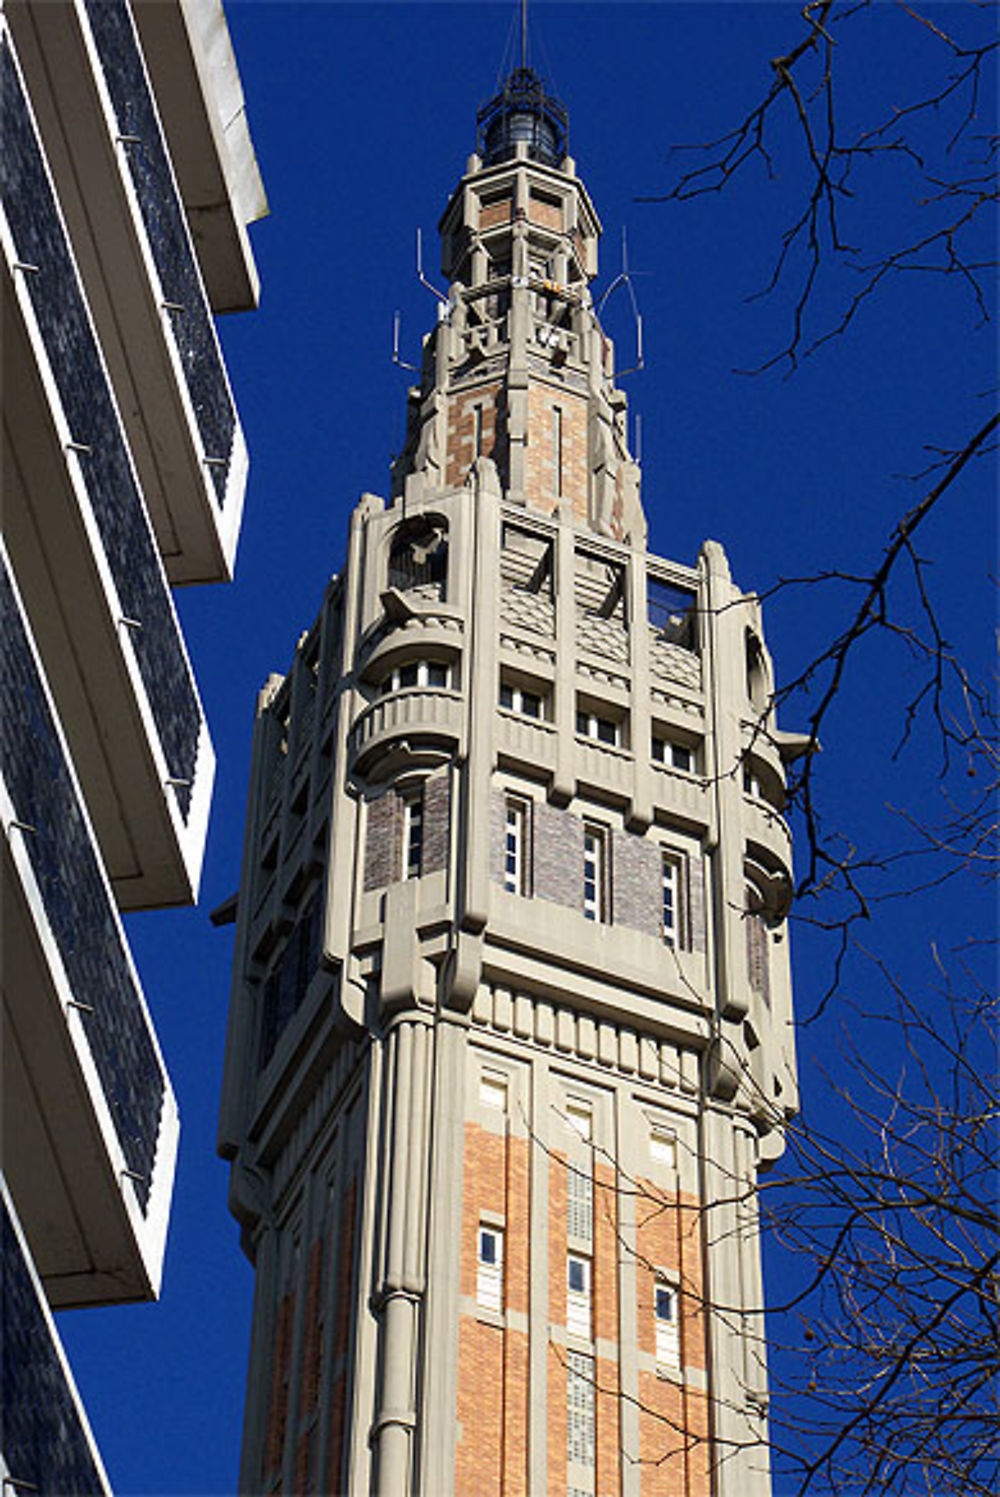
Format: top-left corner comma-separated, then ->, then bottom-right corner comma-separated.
577,710 -> 622,748
480,1229 -> 497,1265
500,680 -> 547,720
480,1071 -> 508,1111
650,1127 -> 677,1167
565,1101 -> 592,1140
652,734 -> 694,772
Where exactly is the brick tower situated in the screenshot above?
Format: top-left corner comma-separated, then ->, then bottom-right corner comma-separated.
219,64 -> 797,1497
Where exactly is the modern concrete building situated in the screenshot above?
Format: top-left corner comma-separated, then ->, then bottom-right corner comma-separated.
219,66 -> 797,1497
1,1 -> 264,1488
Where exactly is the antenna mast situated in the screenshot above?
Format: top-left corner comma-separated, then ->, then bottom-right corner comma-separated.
520,0 -> 527,69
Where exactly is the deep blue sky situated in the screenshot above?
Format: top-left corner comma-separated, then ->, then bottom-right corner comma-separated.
58,4 -> 995,1492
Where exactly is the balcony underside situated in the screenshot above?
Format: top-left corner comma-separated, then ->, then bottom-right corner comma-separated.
1,1180 -> 112,1493
2,250 -> 213,908
6,1 -> 248,583
2,836 -> 177,1308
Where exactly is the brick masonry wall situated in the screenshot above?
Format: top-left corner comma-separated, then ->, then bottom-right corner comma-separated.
325,1175 -> 357,1496
263,1290 -> 294,1483
612,830 -> 662,938
547,1154 -> 568,1497
528,192 -> 563,232
637,1376 -> 710,1497
534,802 -> 584,911
456,1317 -> 505,1493
546,1343 -> 568,1497
297,1238 -> 324,1419
364,790 -> 402,891
688,853 -> 707,954
746,909 -> 770,1002
525,384 -> 587,522
480,195 -> 512,230
635,1181 -> 710,1495
446,381 -> 502,489
364,774 -> 450,888
595,1161 -> 622,1495
423,770 -> 450,876
490,790 -> 506,887
456,1123 -> 530,1494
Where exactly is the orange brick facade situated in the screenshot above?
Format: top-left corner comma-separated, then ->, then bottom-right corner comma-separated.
525,383 -> 588,522
446,382 -> 503,489
636,1177 -> 711,1496
528,190 -> 564,232
454,1126 -> 712,1496
456,1122 -> 530,1495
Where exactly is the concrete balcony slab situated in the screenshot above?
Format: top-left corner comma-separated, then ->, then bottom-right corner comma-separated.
1,549 -> 178,1307
5,2 -> 248,583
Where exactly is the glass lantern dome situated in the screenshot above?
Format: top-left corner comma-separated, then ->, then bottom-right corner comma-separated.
477,67 -> 568,168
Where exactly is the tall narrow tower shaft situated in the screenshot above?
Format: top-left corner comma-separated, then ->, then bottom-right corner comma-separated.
219,66 -> 796,1497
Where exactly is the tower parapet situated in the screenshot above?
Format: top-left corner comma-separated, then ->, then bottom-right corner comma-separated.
220,68 -> 797,1497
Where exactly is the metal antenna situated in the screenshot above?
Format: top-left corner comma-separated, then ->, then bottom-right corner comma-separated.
391,311 -> 420,373
596,228 -> 645,377
416,228 -> 448,306
521,0 -> 528,68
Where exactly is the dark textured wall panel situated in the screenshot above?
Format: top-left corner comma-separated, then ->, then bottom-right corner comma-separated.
1,1198 -> 106,1495
0,556 -> 164,1207
0,36 -> 200,816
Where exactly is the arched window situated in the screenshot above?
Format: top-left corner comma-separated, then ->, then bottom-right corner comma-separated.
745,630 -> 768,712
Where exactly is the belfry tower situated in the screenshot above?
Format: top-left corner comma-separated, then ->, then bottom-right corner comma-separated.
219,64 -> 797,1497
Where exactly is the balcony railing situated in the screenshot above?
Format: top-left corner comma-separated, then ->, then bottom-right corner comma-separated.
743,792 -> 793,871
1,552 -> 170,1221
349,687 -> 464,777
1,1181 -> 111,1496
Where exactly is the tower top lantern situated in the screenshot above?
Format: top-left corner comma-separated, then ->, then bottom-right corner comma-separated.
477,66 -> 568,168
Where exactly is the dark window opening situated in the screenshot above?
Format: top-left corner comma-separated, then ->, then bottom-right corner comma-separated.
388,517 -> 448,600
648,577 -> 697,651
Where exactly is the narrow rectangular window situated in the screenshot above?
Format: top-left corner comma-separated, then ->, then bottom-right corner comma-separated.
553,406 -> 563,497
477,1225 -> 504,1312
402,790 -> 424,880
583,825 -> 607,922
567,1165 -> 594,1247
567,1254 -> 592,1340
473,403 -> 484,457
566,1351 -> 595,1468
504,798 -> 528,894
655,1282 -> 680,1369
662,856 -> 679,946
